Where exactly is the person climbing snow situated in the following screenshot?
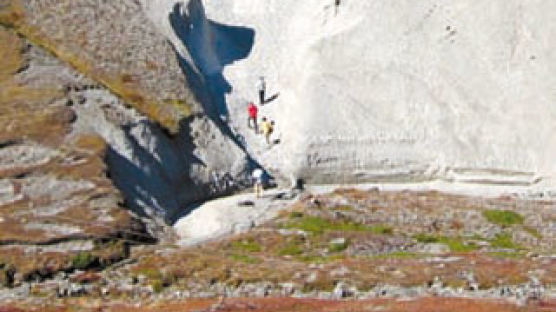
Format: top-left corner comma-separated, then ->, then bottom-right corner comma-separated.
260,117 -> 274,145
252,168 -> 265,198
247,102 -> 258,133
323,0 -> 341,19
256,76 -> 266,105
335,0 -> 341,15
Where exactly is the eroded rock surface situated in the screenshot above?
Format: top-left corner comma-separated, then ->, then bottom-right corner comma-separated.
0,26 -> 153,287
0,0 -> 254,222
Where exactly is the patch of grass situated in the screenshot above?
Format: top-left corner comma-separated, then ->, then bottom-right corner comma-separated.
71,252 -> 97,270
414,234 -> 479,252
150,279 -> 164,293
298,254 -> 345,264
369,225 -> 394,235
230,238 -> 262,253
284,216 -> 384,235
487,252 -> 524,259
414,234 -> 440,243
0,1 -> 25,27
441,238 -> 479,252
523,226 -> 542,239
229,253 -> 261,264
332,205 -> 354,211
0,27 -> 24,81
135,267 -> 163,280
483,210 -> 524,227
278,242 -> 304,256
489,233 -> 521,249
71,134 -> 107,156
370,251 -> 424,260
289,211 -> 304,219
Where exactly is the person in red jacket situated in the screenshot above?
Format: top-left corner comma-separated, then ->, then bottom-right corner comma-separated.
247,102 -> 258,133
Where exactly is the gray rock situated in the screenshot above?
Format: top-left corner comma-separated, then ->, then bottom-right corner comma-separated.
420,243 -> 450,254
333,281 -> 355,298
329,237 -> 347,246
305,272 -> 318,284
280,282 -> 297,296
329,266 -> 350,278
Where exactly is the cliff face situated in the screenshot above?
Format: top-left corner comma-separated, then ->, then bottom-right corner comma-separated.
0,25 -> 157,286
161,0 -> 556,186
0,0 -> 253,223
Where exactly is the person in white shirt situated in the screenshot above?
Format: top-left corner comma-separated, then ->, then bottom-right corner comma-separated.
252,168 -> 265,198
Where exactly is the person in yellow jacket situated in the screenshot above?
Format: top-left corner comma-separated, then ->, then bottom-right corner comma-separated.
259,117 -> 274,145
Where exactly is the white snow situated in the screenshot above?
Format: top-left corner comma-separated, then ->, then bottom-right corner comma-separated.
142,0 -> 556,243
173,189 -> 297,246
145,0 -> 556,187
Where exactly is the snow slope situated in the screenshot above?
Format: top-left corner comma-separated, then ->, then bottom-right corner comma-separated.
146,0 -> 556,186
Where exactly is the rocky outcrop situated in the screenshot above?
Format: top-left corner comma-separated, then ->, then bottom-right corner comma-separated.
0,0 -> 191,131
0,0 -> 255,223
0,25 -> 155,286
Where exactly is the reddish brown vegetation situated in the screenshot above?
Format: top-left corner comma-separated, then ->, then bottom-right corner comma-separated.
10,298 -> 552,312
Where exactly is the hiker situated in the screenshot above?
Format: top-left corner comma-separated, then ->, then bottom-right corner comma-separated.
252,168 -> 265,198
247,102 -> 258,132
335,0 -> 341,14
260,117 -> 274,145
256,76 -> 266,105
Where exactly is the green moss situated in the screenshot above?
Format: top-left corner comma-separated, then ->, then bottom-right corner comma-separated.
289,211 -> 304,219
414,234 -> 440,243
135,267 -> 163,280
150,279 -> 164,293
71,252 -> 97,270
414,234 -> 479,252
229,253 -> 261,264
490,233 -> 521,249
230,238 -> 262,253
523,226 -> 542,239
483,210 -> 524,227
369,225 -> 394,235
370,251 -> 424,259
278,242 -> 304,256
441,238 -> 478,252
284,216 -> 382,235
487,252 -> 523,259
298,254 -> 345,264
332,205 -> 354,211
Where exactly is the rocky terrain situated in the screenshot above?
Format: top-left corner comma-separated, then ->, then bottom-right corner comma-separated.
0,0 -> 555,311
0,188 -> 553,310
0,21 -> 159,289
0,0 -> 257,223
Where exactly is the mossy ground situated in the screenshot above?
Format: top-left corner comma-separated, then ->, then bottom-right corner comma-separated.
126,189 -> 555,294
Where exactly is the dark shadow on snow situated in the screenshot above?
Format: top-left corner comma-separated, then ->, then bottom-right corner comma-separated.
106,118 -> 208,224
169,0 -> 254,130
101,0 -> 276,225
264,92 -> 280,105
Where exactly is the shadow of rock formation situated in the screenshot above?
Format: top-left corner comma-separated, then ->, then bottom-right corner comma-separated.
169,0 -> 254,123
